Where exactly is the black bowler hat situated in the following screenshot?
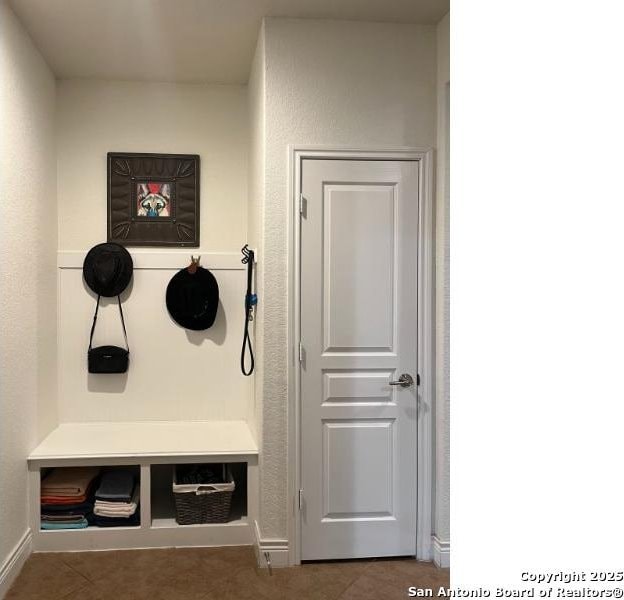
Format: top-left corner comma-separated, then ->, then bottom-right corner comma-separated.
166,265 -> 219,330
83,243 -> 133,297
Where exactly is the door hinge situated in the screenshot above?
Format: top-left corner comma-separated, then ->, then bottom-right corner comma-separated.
298,489 -> 304,510
417,373 -> 421,386
299,193 -> 307,217
298,342 -> 304,364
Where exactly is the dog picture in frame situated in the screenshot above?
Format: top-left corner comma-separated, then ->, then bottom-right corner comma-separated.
108,152 -> 200,247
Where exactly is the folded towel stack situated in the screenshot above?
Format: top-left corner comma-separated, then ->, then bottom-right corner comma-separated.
93,470 -> 140,527
40,467 -> 101,530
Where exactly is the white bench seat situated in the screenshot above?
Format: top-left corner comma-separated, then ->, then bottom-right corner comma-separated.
27,420 -> 259,552
28,420 -> 258,464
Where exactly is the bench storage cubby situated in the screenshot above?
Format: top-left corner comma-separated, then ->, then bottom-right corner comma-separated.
28,421 -> 258,552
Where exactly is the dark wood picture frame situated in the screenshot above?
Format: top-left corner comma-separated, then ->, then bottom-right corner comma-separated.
107,152 -> 200,247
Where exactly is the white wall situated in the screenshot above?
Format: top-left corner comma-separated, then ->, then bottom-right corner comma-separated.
256,17 -> 437,540
0,0 -> 57,580
435,12 -> 450,548
57,80 -> 248,252
55,80 -> 252,426
57,262 -> 251,423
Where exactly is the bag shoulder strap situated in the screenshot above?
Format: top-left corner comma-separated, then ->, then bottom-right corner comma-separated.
88,295 -> 101,351
89,295 -> 129,352
117,295 -> 129,352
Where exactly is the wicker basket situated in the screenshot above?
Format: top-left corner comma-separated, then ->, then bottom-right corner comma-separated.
172,465 -> 235,525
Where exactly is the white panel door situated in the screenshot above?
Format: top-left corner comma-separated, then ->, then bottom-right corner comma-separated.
300,159 -> 419,560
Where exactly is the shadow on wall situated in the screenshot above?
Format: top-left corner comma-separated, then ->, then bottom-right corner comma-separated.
88,371 -> 129,393
183,300 -> 227,346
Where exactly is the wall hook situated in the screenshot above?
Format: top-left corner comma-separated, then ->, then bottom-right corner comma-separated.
187,255 -> 201,274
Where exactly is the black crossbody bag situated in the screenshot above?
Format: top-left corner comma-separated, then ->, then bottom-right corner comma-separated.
88,295 -> 129,374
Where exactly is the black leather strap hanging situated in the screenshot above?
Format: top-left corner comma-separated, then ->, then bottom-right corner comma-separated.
240,245 -> 256,376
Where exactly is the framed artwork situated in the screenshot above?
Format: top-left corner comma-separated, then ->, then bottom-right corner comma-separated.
107,152 -> 200,247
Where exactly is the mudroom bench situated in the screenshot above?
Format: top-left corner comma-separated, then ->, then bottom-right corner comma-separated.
27,420 -> 258,552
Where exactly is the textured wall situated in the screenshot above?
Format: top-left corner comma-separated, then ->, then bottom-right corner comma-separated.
0,0 -> 57,568
247,26 -> 266,444
57,80 -> 248,252
435,12 -> 450,544
257,17 -> 437,539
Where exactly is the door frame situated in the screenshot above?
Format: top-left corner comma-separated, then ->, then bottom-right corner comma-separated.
287,146 -> 435,565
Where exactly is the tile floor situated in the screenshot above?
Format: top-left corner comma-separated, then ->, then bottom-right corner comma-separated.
6,546 -> 449,599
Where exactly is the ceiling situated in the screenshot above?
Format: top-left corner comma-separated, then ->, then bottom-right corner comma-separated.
9,0 -> 449,84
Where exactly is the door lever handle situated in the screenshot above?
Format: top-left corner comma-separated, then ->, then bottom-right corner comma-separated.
389,373 -> 414,388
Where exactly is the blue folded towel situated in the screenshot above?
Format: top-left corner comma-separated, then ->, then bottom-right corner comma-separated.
95,470 -> 135,502
41,518 -> 88,530
93,508 -> 140,528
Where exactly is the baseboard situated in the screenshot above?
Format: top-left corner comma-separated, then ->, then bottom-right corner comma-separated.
0,529 -> 32,599
253,520 -> 290,569
431,535 -> 450,568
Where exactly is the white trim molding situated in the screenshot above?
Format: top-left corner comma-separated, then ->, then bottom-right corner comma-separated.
57,251 -> 249,271
253,521 -> 289,569
0,529 -> 32,598
432,536 -> 450,568
287,146 -> 436,565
